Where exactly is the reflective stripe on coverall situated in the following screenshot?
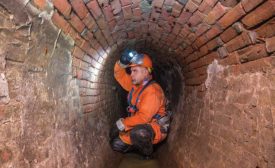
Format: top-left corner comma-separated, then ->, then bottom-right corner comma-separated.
114,62 -> 167,145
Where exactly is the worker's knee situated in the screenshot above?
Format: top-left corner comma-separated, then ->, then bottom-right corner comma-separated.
130,124 -> 155,142
130,124 -> 155,156
110,137 -> 131,153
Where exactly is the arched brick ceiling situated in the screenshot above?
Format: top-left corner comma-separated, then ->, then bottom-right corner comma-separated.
32,0 -> 275,88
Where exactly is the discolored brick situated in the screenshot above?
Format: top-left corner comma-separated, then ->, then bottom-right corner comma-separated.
52,0 -> 72,18
70,0 -> 89,19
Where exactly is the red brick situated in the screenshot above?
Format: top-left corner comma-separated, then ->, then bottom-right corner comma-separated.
185,75 -> 207,86
83,13 -> 98,32
152,0 -> 165,8
238,57 -> 274,74
103,5 -> 114,22
73,46 -> 85,59
189,10 -> 205,26
52,0 -> 72,18
255,18 -> 275,38
198,0 -> 218,14
242,1 -> 275,29
69,13 -> 85,33
111,0 -> 122,15
241,0 -> 265,12
122,5 -> 133,20
87,0 -> 102,19
218,3 -> 246,30
219,52 -> 240,65
205,24 -> 222,40
266,36 -> 275,53
177,10 -> 192,24
220,26 -> 238,43
195,23 -> 210,36
238,44 -> 268,63
0,148 -> 12,163
225,31 -> 256,52
185,0 -> 198,13
219,0 -> 239,7
207,37 -> 223,51
133,8 -> 142,21
205,2 -> 228,25
172,1 -> 184,17
193,35 -> 208,48
120,0 -> 131,6
51,12 -> 70,34
70,0 -> 89,19
33,0 -> 46,9
96,16 -> 108,30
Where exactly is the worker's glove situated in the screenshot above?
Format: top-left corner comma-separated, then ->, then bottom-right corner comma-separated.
116,118 -> 125,131
119,49 -> 138,67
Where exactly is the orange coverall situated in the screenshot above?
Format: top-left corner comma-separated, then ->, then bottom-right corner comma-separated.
114,62 -> 167,145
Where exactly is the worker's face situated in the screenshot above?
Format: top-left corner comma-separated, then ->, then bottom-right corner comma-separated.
130,66 -> 148,85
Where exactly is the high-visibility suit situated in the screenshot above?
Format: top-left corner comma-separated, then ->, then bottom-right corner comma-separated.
114,62 -> 167,145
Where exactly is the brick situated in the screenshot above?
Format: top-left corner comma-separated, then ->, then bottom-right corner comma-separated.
69,13 -> 85,33
238,44 -> 268,63
172,1 -> 184,17
177,10 -> 192,24
218,3 -> 246,30
133,8 -> 142,21
71,0 -> 89,19
87,0 -> 102,19
185,74 -> 207,86
103,5 -> 114,22
207,37 -> 223,51
241,0 -> 265,12
82,13 -> 98,32
152,0 -> 165,8
225,31 -> 256,52
193,35 -> 208,48
266,36 -> 275,53
73,46 -> 85,60
219,52 -> 240,65
220,23 -> 243,43
185,0 -> 198,13
220,26 -> 238,43
96,16 -> 108,30
33,0 -> 47,9
242,1 -> 275,29
198,0 -> 218,14
195,23 -> 210,36
189,10 -> 205,26
205,2 -> 228,25
205,24 -> 222,40
122,5 -> 133,20
120,0 -> 131,6
52,0 -> 72,18
51,12 -> 71,34
219,0 -> 239,7
238,57 -> 274,74
255,18 -> 275,38
111,0 -> 122,15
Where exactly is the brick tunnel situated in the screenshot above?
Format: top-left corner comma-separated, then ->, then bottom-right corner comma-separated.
0,0 -> 275,167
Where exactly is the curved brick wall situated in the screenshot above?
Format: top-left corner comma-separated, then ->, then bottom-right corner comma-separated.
0,0 -> 275,167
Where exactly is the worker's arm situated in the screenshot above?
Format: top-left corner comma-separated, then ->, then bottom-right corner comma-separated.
114,61 -> 132,92
123,88 -> 161,131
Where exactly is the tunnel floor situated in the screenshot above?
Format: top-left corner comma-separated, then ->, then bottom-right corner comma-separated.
118,153 -> 160,168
